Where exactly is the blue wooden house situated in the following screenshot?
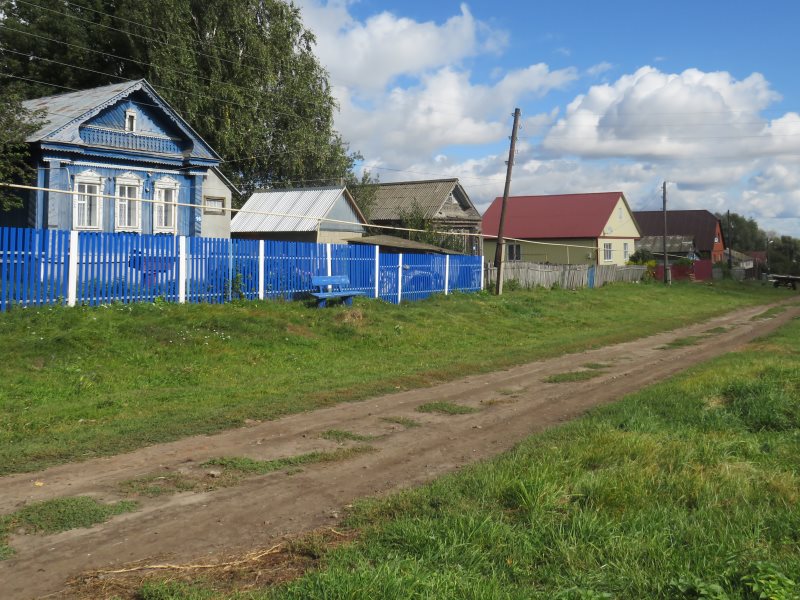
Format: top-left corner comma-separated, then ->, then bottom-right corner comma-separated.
21,79 -> 233,237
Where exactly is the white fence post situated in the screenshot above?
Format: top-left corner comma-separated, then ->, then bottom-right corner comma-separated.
480,255 -> 485,290
67,230 -> 79,307
258,240 -> 265,300
374,245 -> 380,299
178,236 -> 187,303
444,255 -> 450,295
397,253 -> 403,304
326,243 -> 332,276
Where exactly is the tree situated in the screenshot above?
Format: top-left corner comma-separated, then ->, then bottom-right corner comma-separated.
396,202 -> 466,252
0,0 -> 361,202
0,87 -> 43,211
716,211 -> 766,252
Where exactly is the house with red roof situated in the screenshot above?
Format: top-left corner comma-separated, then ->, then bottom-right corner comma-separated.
482,192 -> 642,266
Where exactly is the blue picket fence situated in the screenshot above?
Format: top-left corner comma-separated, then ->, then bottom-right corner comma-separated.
0,227 -> 483,311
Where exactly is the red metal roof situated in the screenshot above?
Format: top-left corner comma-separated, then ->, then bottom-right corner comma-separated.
482,192 -> 627,239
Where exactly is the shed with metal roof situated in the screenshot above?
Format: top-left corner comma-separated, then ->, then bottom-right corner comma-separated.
231,187 -> 367,244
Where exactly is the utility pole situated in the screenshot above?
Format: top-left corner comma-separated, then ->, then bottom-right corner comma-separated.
662,181 -> 670,285
727,209 -> 733,270
494,107 -> 522,295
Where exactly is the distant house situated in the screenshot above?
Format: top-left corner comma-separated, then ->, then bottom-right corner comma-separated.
370,179 -> 482,255
633,210 -> 725,263
230,186 -> 366,243
635,235 -> 698,260
17,79 -> 232,237
346,234 -> 461,255
482,192 -> 641,266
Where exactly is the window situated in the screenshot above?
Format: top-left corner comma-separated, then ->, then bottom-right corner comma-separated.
507,243 -> 521,262
73,171 -> 103,230
603,243 -> 613,262
115,174 -> 142,231
618,206 -> 623,221
204,196 -> 225,215
153,178 -> 179,233
124,109 -> 137,133
623,242 -> 630,261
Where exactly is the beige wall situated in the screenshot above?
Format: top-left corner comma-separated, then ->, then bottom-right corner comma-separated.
602,197 -> 641,238
597,237 -> 637,266
316,229 -> 361,244
200,169 -> 232,239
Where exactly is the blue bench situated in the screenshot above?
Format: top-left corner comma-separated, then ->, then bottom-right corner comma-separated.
310,275 -> 366,307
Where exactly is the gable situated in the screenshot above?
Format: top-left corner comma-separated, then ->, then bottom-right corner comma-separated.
371,179 -> 481,222
600,197 -> 641,238
320,193 -> 365,233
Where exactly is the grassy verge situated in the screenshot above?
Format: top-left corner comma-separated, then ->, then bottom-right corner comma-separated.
1,497 -> 136,559
544,370 -> 606,383
0,281 -> 791,475
381,417 -> 420,429
416,402 -> 478,415
251,317 -> 799,600
320,430 -> 376,443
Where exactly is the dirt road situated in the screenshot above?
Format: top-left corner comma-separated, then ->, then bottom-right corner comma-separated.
1,300 -> 798,599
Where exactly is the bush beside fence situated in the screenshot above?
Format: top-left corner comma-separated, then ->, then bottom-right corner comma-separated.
0,227 -> 483,311
484,261 -> 646,290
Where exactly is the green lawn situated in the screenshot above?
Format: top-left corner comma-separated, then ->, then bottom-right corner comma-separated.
142,313 -> 800,599
0,282 -> 791,475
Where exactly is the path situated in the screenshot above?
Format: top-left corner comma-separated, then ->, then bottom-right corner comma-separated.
1,300 -> 798,599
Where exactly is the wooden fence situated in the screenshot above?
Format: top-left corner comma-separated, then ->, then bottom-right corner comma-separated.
484,262 -> 646,290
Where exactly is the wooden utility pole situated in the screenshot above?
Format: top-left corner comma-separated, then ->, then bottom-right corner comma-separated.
662,181 -> 671,285
494,107 -> 522,295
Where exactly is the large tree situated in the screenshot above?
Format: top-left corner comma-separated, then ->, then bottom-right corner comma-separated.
0,0 -> 362,204
0,86 -> 43,212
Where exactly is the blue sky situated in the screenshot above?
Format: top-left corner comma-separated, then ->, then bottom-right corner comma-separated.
296,1 -> 800,236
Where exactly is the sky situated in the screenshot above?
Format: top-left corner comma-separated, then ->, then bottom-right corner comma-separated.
293,0 -> 800,237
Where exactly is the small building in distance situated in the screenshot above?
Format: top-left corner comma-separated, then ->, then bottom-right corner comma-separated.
369,179 -> 482,255
346,234 -> 461,255
633,210 -> 726,263
230,186 -> 366,244
635,235 -> 698,260
482,192 -> 641,266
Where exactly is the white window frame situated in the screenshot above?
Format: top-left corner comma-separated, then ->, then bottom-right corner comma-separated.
114,172 -> 142,232
203,196 -> 225,215
72,170 -> 104,231
124,109 -> 137,133
153,177 -> 180,234
623,242 -> 630,261
603,242 -> 613,262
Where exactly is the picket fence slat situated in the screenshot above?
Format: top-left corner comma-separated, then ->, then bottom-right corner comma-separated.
485,261 -> 646,290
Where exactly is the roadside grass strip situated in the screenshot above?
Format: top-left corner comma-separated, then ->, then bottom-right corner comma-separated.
751,306 -> 788,321
1,497 -> 137,560
659,334 -> 707,349
0,282 -> 788,476
204,446 -> 376,475
381,417 -> 421,429
703,326 -> 729,335
320,430 -> 376,443
416,402 -> 478,415
133,319 -> 800,598
582,362 -> 611,370
544,369 -> 607,383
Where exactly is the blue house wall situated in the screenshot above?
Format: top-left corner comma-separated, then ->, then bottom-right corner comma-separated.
26,81 -> 223,237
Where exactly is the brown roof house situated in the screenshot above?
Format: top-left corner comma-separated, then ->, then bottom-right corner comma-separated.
633,210 -> 726,262
370,179 -> 482,255
482,192 -> 642,266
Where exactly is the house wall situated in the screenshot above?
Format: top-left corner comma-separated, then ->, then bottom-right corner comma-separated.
597,237 -> 638,266
484,238 -> 598,265
319,194 -> 365,235
38,158 -> 202,236
603,197 -> 640,238
712,222 -> 725,262
200,169 -> 232,239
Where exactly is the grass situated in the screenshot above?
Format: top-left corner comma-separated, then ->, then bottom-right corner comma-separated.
0,497 -> 136,559
659,334 -> 706,349
703,326 -> 729,334
203,446 -> 375,475
751,305 -> 788,321
416,402 -> 478,415
320,430 -> 375,443
0,281 -> 791,476
582,362 -> 611,370
132,313 -> 800,598
381,416 -> 421,429
544,370 -> 606,383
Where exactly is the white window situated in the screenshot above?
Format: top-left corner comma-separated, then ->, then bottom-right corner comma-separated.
507,243 -> 522,261
623,242 -> 630,261
124,109 -> 137,133
73,171 -> 103,230
153,178 -> 179,233
115,173 -> 142,231
603,243 -> 613,262
204,196 -> 225,215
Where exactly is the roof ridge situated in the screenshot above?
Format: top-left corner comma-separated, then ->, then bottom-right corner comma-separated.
21,79 -> 143,105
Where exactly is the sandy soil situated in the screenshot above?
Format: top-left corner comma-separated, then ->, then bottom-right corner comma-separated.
1,299 -> 798,599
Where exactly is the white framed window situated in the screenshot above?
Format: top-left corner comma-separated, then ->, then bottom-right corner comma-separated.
153,177 -> 179,233
507,243 -> 522,262
124,109 -> 137,133
72,170 -> 103,230
603,243 -> 613,262
623,242 -> 630,261
114,173 -> 142,232
203,196 -> 225,215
